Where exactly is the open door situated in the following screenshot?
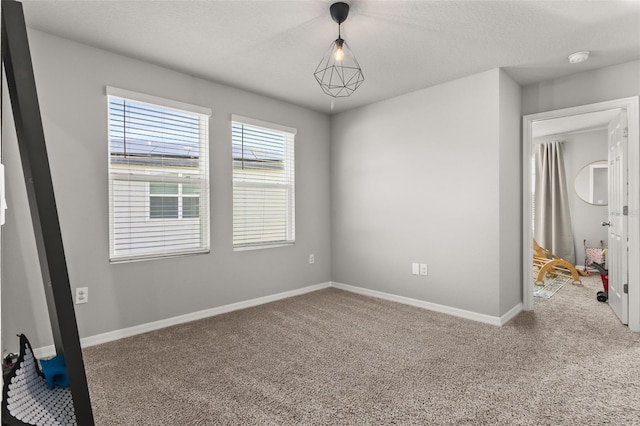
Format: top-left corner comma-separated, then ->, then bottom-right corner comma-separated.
524,98 -> 639,331
607,110 -> 628,324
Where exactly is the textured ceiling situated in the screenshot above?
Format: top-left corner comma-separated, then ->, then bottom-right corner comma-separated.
20,0 -> 640,115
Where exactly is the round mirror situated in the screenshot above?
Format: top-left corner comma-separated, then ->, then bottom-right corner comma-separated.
574,160 -> 608,205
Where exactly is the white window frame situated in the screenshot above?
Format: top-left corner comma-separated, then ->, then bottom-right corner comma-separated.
231,115 -> 296,251
107,87 -> 211,262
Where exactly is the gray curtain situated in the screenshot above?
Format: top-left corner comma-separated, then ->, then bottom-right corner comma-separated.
534,141 -> 575,265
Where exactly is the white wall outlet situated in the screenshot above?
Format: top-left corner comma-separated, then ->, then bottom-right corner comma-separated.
309,254 -> 315,264
412,263 -> 420,275
420,263 -> 428,276
75,287 -> 88,304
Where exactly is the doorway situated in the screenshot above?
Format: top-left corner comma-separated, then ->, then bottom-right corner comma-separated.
522,97 -> 640,332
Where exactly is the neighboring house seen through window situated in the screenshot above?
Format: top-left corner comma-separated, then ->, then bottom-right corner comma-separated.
231,115 -> 296,249
149,182 -> 200,220
107,87 -> 211,262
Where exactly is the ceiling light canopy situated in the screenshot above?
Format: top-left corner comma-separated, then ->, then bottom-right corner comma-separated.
314,2 -> 364,98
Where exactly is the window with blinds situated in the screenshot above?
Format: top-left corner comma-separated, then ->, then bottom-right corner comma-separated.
107,87 -> 211,262
231,115 -> 296,249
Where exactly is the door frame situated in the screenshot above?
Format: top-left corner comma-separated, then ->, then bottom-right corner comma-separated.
522,97 -> 640,332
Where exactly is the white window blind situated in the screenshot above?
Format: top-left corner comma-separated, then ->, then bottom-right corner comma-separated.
231,115 -> 296,249
107,87 -> 211,262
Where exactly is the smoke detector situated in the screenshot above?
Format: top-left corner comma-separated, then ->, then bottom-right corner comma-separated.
568,51 -> 590,64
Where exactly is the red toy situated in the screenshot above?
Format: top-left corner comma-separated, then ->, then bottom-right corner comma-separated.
591,262 -> 608,302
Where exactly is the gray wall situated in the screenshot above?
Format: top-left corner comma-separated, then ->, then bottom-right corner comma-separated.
498,69 -> 523,314
1,30 -> 332,353
534,130 -> 609,266
522,61 -> 640,115
330,69 -> 522,318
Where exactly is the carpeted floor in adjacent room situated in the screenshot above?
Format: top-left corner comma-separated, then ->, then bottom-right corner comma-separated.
82,275 -> 640,425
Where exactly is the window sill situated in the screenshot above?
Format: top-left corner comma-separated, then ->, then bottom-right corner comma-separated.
110,249 -> 210,264
233,242 -> 294,252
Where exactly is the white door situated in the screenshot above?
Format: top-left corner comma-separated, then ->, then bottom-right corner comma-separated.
607,110 -> 628,324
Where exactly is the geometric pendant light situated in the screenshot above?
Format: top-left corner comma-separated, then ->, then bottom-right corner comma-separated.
314,2 -> 365,97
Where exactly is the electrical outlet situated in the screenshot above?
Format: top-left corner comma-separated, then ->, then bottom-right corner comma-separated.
420,264 -> 428,276
309,254 -> 315,264
412,263 -> 420,275
75,287 -> 88,304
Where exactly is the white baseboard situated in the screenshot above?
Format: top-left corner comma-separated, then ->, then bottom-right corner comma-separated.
34,282 -> 332,359
32,346 -> 57,360
499,302 -> 523,325
33,280 -> 523,359
331,281 -> 521,327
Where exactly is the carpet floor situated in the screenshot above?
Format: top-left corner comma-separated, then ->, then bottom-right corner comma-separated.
83,275 -> 640,425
